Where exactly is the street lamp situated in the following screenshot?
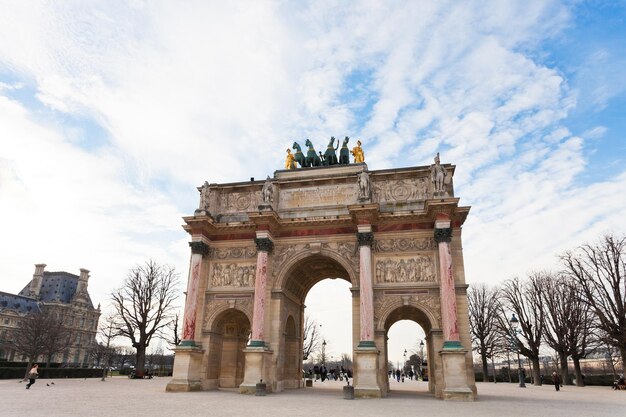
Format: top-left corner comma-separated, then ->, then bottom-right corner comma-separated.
509,314 -> 526,388
419,340 -> 425,380
403,349 -> 407,373
322,339 -> 327,367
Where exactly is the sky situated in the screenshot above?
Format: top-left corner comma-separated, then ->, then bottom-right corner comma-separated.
0,1 -> 625,364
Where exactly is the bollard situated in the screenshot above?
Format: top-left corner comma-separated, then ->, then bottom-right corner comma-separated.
305,379 -> 313,387
255,379 -> 267,396
343,385 -> 354,400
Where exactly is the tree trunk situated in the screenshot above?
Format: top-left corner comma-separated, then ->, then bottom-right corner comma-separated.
136,345 -> 146,377
481,351 -> 489,382
531,357 -> 541,386
621,347 -> 626,377
558,351 -> 569,385
572,355 -> 584,386
491,356 -> 496,383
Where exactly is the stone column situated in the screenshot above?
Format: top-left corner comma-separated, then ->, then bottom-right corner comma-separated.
354,225 -> 381,398
166,238 -> 209,392
240,232 -> 274,394
249,235 -> 273,347
434,217 -> 474,401
434,221 -> 460,346
181,240 -> 210,346
357,229 -> 375,347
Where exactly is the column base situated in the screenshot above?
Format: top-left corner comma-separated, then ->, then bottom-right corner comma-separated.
440,344 -> 476,401
353,345 -> 382,398
166,344 -> 204,392
239,346 -> 274,394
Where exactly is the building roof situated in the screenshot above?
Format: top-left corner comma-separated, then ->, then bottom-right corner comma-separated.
18,271 -> 94,308
0,291 -> 41,314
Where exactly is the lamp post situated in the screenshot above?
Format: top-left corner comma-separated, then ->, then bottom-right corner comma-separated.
509,314 -> 526,388
419,340 -> 425,380
403,349 -> 407,373
322,339 -> 327,367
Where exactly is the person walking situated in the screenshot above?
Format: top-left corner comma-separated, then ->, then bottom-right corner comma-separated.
552,372 -> 560,391
25,364 -> 39,390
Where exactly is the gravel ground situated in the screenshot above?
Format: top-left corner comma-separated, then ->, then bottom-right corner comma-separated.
3,376 -> 625,417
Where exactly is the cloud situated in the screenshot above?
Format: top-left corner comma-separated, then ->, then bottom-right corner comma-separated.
0,0 -> 624,317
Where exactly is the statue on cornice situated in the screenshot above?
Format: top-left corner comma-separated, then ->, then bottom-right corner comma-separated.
199,181 -> 210,212
431,152 -> 450,197
261,176 -> 274,204
351,140 -> 365,163
285,148 -> 296,170
339,136 -> 350,164
357,171 -> 371,201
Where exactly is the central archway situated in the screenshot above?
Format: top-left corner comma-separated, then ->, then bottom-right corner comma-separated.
272,249 -> 358,391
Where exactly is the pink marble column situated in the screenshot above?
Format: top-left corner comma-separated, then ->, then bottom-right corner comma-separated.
250,236 -> 273,347
357,231 -> 375,347
181,240 -> 209,345
435,224 -> 460,345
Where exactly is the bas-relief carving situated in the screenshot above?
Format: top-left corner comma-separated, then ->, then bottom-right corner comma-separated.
373,294 -> 441,330
375,256 -> 436,283
272,241 -> 359,277
210,263 -> 256,287
374,238 -> 436,252
372,177 -> 430,203
209,247 -> 257,260
219,191 -> 261,213
202,297 -> 253,332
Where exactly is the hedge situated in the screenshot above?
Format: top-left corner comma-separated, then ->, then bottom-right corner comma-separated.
0,367 -> 104,379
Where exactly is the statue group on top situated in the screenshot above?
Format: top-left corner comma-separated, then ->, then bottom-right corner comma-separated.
286,136 -> 365,169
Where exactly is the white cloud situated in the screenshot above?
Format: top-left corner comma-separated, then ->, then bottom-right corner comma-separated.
0,1 -> 624,348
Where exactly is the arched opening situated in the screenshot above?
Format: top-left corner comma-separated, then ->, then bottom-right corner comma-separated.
276,252 -> 355,390
207,309 -> 250,388
383,305 -> 434,396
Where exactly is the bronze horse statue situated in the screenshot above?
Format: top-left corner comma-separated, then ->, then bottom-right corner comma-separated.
339,136 -> 350,164
323,136 -> 339,166
292,142 -> 308,167
304,139 -> 322,167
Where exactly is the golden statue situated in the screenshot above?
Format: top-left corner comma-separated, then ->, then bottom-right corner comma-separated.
351,140 -> 365,163
285,148 -> 296,169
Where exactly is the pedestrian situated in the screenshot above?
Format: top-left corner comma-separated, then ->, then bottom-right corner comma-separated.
395,369 -> 401,382
25,364 -> 39,390
552,372 -> 560,391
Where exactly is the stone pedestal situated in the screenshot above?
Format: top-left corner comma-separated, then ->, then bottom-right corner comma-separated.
353,347 -> 381,398
239,347 -> 274,394
166,345 -> 204,392
440,348 -> 475,401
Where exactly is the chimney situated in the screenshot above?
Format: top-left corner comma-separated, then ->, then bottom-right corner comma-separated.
77,268 -> 90,294
30,263 -> 46,298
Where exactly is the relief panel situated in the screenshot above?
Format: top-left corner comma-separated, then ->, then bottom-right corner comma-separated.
375,255 -> 436,283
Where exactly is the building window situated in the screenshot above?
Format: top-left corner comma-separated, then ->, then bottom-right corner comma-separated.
76,334 -> 81,344
3,318 -> 9,325
79,318 -> 85,328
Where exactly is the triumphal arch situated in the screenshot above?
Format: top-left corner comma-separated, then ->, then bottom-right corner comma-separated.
167,144 -> 476,401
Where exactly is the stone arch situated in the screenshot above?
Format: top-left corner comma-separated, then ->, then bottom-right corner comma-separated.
283,315 -> 299,385
273,248 -> 357,300
202,299 -> 253,333
375,296 -> 439,333
204,308 -> 250,389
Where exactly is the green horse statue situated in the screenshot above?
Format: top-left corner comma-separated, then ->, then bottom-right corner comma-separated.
323,136 -> 339,166
305,139 -> 322,167
339,136 -> 350,164
292,142 -> 308,167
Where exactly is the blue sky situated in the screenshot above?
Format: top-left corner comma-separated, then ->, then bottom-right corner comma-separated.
0,1 -> 625,361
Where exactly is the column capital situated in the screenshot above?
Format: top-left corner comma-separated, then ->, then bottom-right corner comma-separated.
255,237 -> 274,253
434,227 -> 452,243
189,241 -> 210,255
357,232 -> 374,247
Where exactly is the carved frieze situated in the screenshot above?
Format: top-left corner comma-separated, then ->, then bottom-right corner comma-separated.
220,191 -> 261,213
210,263 -> 256,287
375,255 -> 436,283
373,177 -> 430,203
209,246 -> 256,260
373,237 -> 436,252
272,244 -> 311,276
321,241 -> 359,273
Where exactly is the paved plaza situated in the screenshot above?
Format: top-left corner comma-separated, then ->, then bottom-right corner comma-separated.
2,376 -> 624,417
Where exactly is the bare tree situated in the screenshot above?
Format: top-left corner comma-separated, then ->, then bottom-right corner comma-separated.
561,234 -> 626,375
13,310 -> 71,378
541,273 -> 573,384
96,314 -> 117,381
111,260 -> 179,377
468,283 -> 501,382
167,313 -> 182,348
302,315 -> 321,361
501,274 -> 546,385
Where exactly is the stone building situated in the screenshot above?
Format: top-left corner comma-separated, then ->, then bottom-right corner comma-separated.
0,264 -> 100,365
168,158 -> 476,400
